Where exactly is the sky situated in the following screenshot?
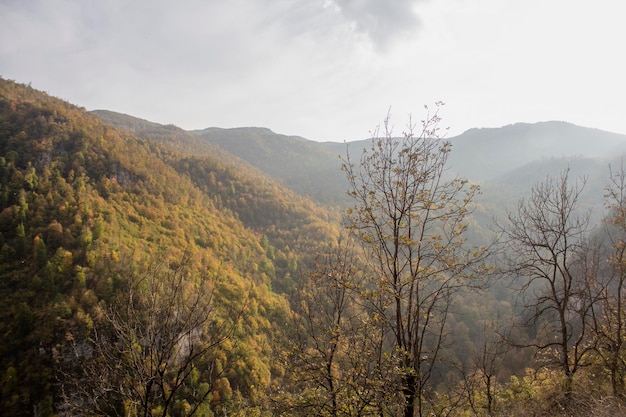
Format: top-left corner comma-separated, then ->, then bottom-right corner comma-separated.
1,0 -> 624,142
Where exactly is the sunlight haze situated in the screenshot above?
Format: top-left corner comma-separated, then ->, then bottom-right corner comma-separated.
1,0 -> 623,141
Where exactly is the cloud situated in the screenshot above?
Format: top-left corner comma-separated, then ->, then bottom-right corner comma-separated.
330,0 -> 423,49
0,0 -> 428,139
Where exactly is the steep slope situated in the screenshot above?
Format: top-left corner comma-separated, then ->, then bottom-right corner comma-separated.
91,110 -> 341,272
191,126 -> 349,204
0,79 -> 336,415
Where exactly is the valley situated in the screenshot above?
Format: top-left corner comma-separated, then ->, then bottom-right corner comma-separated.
2,78 -> 626,416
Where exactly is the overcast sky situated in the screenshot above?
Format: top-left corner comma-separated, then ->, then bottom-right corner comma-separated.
1,0 -> 624,141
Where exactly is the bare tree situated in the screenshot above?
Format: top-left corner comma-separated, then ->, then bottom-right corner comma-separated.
342,105 -> 489,417
590,163 -> 626,397
500,169 -> 596,393
62,253 -> 238,417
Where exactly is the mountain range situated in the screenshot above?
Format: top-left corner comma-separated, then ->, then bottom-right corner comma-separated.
3,77 -> 626,415
95,108 -> 626,229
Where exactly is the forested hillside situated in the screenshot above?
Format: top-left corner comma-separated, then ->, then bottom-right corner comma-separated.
173,117 -> 626,213
4,78 -> 626,417
192,126 -> 349,205
91,108 -> 340,291
0,79 -> 337,416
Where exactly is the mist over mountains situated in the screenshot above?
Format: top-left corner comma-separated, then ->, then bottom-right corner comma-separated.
447,121 -> 626,182
4,78 -> 626,416
95,109 -> 626,225
97,109 -> 626,196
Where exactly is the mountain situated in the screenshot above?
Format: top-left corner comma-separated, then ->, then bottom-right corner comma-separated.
185,117 -> 626,257
91,109 -> 340,252
5,77 -> 626,416
448,121 -> 626,182
93,111 -> 626,218
0,79 -> 338,415
191,126 -> 349,204
161,115 -> 626,238
182,120 -> 626,211
191,120 -> 626,237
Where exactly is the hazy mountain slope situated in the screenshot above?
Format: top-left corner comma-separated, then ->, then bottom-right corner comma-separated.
295,122 -> 626,233
448,121 -> 626,182
477,156 -> 613,227
178,121 -> 626,211
92,110 -> 626,235
192,126 -> 349,204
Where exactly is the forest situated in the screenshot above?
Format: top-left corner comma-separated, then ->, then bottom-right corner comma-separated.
2,77 -> 626,417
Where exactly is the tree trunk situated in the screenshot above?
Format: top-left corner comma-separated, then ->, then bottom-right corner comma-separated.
403,374 -> 417,417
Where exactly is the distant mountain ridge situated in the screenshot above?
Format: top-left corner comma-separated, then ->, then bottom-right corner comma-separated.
448,121 -> 626,181
91,110 -> 626,213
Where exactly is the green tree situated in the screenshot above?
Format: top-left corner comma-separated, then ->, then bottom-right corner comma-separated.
15,222 -> 27,258
33,235 -> 47,269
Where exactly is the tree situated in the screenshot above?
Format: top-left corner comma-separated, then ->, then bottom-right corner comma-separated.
342,105 -> 488,417
62,253 -> 237,417
500,169 -> 595,393
452,317 -> 512,417
590,163 -> 626,396
285,237 -> 394,416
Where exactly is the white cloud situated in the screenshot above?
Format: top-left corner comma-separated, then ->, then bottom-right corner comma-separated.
1,0 -> 625,141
